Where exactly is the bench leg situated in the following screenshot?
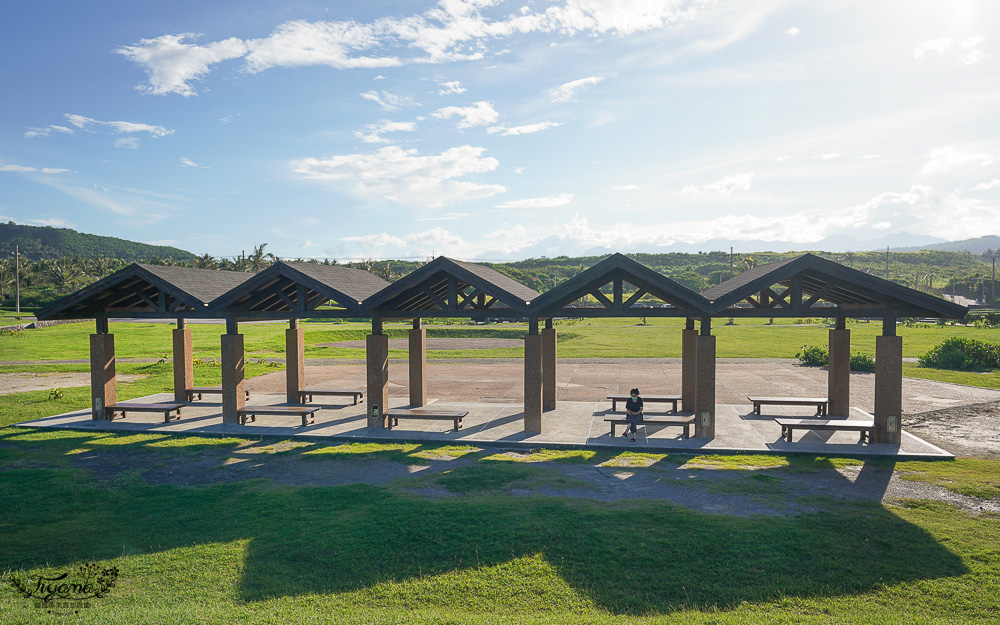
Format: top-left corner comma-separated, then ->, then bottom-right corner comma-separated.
683,424 -> 689,439
610,423 -> 616,437
754,403 -> 760,415
353,395 -> 358,405
786,427 -> 794,443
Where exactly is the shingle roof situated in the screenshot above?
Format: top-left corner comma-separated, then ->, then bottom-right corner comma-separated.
700,256 -> 799,301
362,256 -> 539,313
36,264 -> 253,319
208,261 -> 390,313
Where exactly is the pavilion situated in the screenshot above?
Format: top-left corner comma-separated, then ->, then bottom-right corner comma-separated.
34,252 -> 967,445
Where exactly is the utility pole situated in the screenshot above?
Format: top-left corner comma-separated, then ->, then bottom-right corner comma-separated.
729,247 -> 734,279
14,244 -> 19,314
992,255 -> 996,304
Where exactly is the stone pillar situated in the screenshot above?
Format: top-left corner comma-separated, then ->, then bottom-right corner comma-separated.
542,318 -> 557,411
172,319 -> 193,402
874,317 -> 902,444
366,317 -> 389,428
828,317 -> 850,416
221,319 -> 245,425
694,318 -> 716,439
408,318 -> 427,407
285,319 -> 305,404
681,317 -> 697,413
90,319 -> 115,420
524,320 -> 543,433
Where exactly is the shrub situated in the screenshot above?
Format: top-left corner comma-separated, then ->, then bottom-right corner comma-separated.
798,345 -> 877,372
849,353 -> 876,372
919,337 -> 1000,371
797,345 -> 828,367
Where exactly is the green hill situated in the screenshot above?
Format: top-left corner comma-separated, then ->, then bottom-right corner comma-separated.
0,222 -> 196,261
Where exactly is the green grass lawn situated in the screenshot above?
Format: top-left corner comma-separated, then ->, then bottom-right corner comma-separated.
1,426 -> 998,624
3,326 -> 1000,622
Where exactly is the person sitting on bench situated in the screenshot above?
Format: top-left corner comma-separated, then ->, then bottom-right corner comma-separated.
623,388 -> 644,442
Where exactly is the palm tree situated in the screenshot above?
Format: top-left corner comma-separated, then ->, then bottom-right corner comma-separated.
248,243 -> 271,273
194,253 -> 218,270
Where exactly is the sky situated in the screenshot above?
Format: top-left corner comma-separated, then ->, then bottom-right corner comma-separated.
1,0 -> 998,262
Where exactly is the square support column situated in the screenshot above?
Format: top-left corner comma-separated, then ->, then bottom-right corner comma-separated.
408,318 -> 427,407
90,330 -> 116,420
524,329 -> 543,434
694,319 -> 716,439
542,318 -> 557,411
827,318 -> 850,417
367,330 -> 389,428
221,328 -> 245,425
681,318 -> 697,413
285,319 -> 305,404
874,332 -> 903,445
172,320 -> 193,403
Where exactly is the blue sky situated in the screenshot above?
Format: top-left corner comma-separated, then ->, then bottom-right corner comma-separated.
1,0 -> 998,261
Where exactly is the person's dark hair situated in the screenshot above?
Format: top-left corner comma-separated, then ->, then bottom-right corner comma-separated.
630,388 -> 640,395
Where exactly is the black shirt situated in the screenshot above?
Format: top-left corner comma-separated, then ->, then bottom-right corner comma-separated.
625,397 -> 643,413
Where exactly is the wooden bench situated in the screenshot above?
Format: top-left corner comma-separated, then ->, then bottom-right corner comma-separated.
387,408 -> 468,432
237,406 -> 320,427
604,415 -> 696,438
607,394 -> 681,413
186,387 -> 250,402
775,418 -> 875,443
748,396 -> 829,416
104,403 -> 184,423
298,389 -> 365,404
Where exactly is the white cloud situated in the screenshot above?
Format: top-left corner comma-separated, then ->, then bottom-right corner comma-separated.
289,145 -> 505,207
415,212 -> 472,221
360,90 -> 417,111
483,225 -> 527,239
437,80 -> 466,95
682,172 -> 754,194
342,227 -> 467,256
178,157 -> 199,167
115,137 -> 141,149
814,153 -> 843,160
919,145 -> 998,176
116,33 -> 248,96
30,217 -> 72,227
24,125 -> 74,139
65,114 -> 173,137
513,167 -> 524,174
495,193 -> 573,209
0,164 -> 69,174
610,184 -> 640,191
487,121 -> 561,136
774,155 -> 790,163
784,27 -> 800,37
432,101 -> 498,128
860,154 -> 880,160
914,36 -> 989,65
354,120 -> 417,144
116,3 -> 747,96
972,179 -> 1000,191
550,76 -> 604,102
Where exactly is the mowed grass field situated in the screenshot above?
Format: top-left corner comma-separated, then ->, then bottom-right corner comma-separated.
1,322 -> 999,623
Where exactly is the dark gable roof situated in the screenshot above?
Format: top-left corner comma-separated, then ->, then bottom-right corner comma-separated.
208,261 -> 390,314
701,253 -> 968,318
36,264 -> 252,320
362,256 -> 540,312
529,252 -> 711,313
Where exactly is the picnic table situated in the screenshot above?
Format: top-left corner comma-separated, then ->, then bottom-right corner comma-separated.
748,396 -> 829,416
237,406 -> 320,427
298,389 -> 365,404
387,408 -> 468,432
775,417 -> 874,443
186,387 -> 250,402
604,415 -> 696,438
606,394 -> 681,413
104,402 -> 184,423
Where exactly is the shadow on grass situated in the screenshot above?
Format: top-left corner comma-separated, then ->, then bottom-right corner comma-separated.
0,429 -> 968,615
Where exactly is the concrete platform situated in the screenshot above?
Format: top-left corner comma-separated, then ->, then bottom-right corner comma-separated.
17,393 -> 953,459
